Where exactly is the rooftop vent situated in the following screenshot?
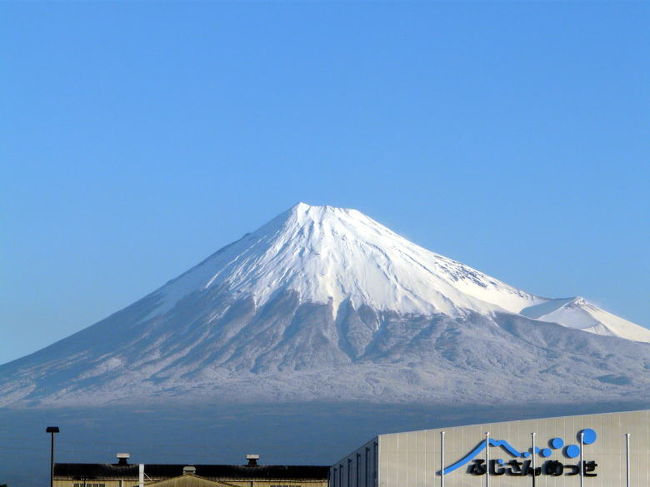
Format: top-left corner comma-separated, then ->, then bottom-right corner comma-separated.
116,453 -> 130,466
183,466 -> 196,475
246,454 -> 260,467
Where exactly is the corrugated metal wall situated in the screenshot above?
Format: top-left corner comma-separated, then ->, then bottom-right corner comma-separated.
333,410 -> 650,487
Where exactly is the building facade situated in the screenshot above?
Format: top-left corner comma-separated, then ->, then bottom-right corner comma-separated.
331,409 -> 650,487
54,456 -> 329,487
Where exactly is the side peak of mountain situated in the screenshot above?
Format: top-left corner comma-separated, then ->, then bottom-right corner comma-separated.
522,296 -> 650,343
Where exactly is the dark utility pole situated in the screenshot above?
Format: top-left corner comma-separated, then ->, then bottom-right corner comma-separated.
46,426 -> 60,487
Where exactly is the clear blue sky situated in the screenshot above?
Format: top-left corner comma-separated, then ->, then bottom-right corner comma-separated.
2,2 -> 649,365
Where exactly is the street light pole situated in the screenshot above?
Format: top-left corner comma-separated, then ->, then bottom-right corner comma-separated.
46,426 -> 60,487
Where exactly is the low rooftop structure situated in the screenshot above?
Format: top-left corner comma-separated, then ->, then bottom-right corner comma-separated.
53,454 -> 328,487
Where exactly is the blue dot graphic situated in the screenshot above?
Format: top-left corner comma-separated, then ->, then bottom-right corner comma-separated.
550,437 -> 564,449
579,429 -> 597,445
540,448 -> 552,458
497,459 -> 504,464
565,445 -> 580,458
521,452 -> 530,458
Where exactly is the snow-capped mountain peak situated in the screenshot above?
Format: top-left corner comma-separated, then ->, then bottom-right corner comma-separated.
151,202 -> 542,320
2,203 -> 649,408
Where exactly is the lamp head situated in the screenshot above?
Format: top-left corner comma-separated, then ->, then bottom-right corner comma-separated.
46,426 -> 60,433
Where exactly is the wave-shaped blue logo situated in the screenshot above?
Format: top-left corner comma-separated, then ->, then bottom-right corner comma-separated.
440,429 -> 597,475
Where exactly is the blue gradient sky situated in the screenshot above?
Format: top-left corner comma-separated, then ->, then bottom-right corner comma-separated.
2,2 -> 649,364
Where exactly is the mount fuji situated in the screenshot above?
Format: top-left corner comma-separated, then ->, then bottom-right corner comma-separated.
2,203 -> 650,408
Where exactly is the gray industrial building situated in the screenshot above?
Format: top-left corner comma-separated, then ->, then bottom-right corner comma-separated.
331,409 -> 649,487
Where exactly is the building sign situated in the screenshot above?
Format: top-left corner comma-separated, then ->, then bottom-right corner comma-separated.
466,459 -> 597,477
440,429 -> 598,478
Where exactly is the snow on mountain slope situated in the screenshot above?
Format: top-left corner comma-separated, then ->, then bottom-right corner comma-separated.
521,297 -> 650,343
1,203 -> 649,408
146,202 -> 649,343
149,202 -> 543,320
